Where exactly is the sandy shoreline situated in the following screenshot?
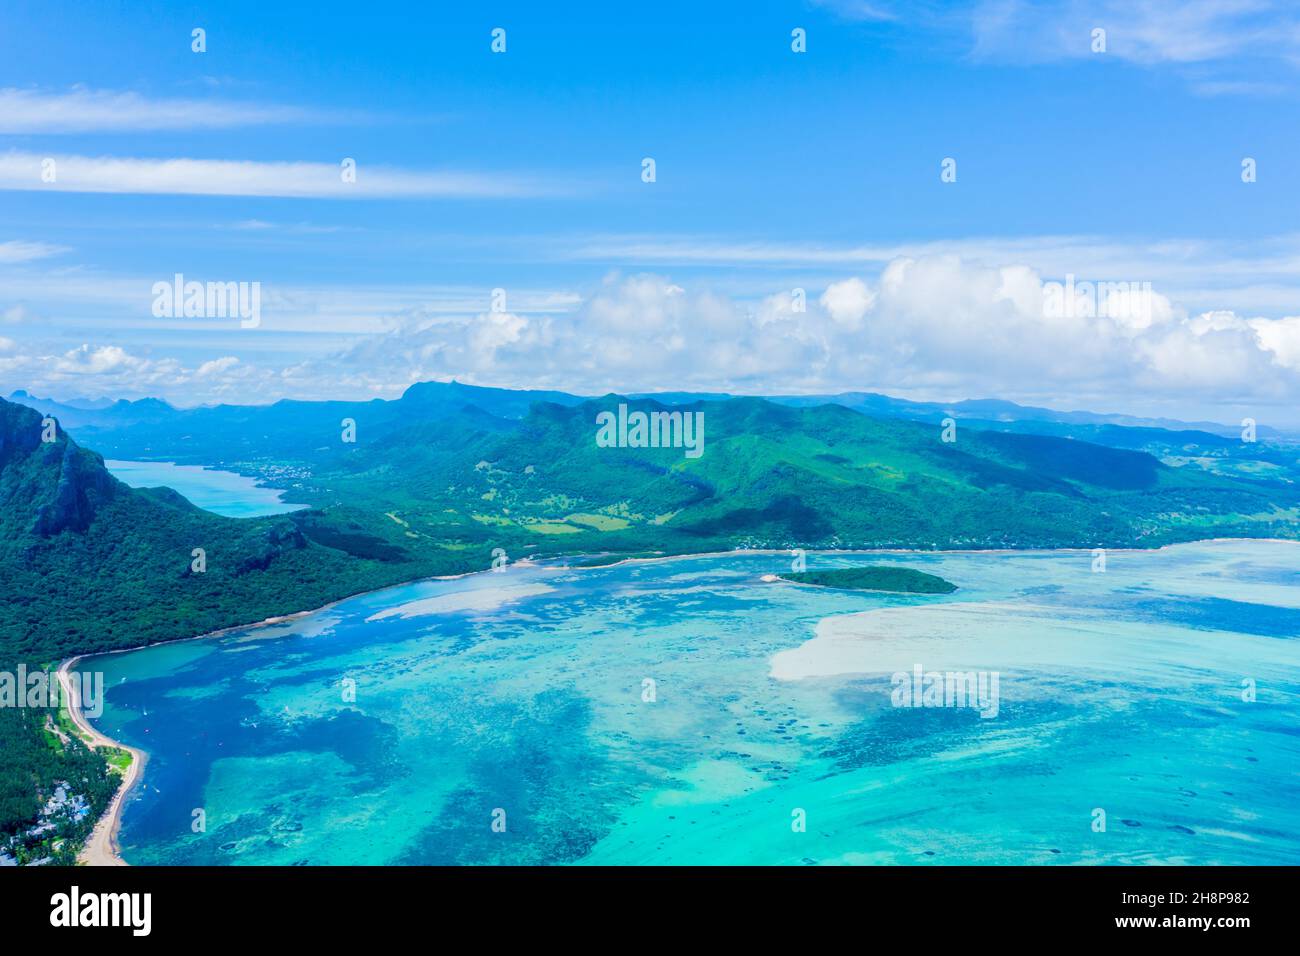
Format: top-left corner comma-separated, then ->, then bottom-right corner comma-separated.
57,657 -> 146,866
58,535 -> 1297,865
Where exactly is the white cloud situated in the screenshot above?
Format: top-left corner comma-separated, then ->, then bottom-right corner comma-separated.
317,262 -> 1298,414
970,0 -> 1300,66
811,0 -> 904,23
0,152 -> 564,200
226,220 -> 344,234
1191,79 -> 1287,97
196,356 -> 241,377
0,87 -> 319,133
56,344 -> 142,374
1250,315 -> 1300,369
557,232 -> 1300,318
4,260 -> 1297,424
806,1 -> 1300,94
819,278 -> 876,327
0,240 -> 68,263
0,343 -> 269,400
332,273 -> 825,397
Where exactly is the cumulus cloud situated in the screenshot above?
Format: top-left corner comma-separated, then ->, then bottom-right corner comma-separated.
195,356 -> 241,377
66,345 -> 132,373
320,261 -> 1298,413
0,340 -> 313,407
1250,315 -> 1300,369
334,273 -> 828,396
820,278 -> 876,328
4,259 -> 1297,421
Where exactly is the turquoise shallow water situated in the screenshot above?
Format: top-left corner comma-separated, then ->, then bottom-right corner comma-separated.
83,540 -> 1300,865
105,460 -> 306,518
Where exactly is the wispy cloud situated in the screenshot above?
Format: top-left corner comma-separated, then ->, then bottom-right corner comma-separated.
0,239 -> 69,263
0,87 -> 324,133
0,152 -> 567,200
810,0 -> 905,23
1190,78 -> 1287,96
970,0 -> 1300,66
224,219 -> 346,235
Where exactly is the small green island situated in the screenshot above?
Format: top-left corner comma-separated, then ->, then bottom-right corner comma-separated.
777,565 -> 958,594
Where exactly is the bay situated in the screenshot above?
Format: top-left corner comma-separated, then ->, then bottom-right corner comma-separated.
104,460 -> 306,518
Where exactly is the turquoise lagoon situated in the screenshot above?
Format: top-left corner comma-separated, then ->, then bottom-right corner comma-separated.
105,460 -> 306,518
85,540 -> 1300,865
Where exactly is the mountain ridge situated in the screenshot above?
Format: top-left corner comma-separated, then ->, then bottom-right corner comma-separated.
12,381 -> 1294,442
2,388 -> 1296,670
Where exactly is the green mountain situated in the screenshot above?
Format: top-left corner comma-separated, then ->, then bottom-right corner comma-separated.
3,388 -> 1297,856
4,390 -> 1296,670
28,380 -> 1297,501
0,399 -> 453,666
308,394 -> 1296,554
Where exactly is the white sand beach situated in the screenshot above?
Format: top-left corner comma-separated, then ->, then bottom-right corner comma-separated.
57,657 -> 146,866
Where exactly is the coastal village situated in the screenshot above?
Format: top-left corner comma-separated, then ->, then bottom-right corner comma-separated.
1,780 -> 92,866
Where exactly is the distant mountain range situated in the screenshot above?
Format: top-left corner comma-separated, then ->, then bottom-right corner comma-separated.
9,382 -> 1295,441
11,380 -> 1298,498
3,381 -> 1297,668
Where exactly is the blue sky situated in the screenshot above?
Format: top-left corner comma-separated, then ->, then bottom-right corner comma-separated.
2,0 -> 1299,426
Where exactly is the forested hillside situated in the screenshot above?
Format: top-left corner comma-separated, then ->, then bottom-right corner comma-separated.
5,390 -> 1297,670
3,388 -> 1297,858
0,399 -> 454,665
286,394 -> 1300,554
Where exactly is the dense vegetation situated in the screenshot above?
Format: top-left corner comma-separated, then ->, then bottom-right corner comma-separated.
2,384 -> 1297,859
0,701 -> 118,864
283,393 -> 1299,556
36,381 -> 1300,494
778,566 -> 958,593
5,388 -> 1297,666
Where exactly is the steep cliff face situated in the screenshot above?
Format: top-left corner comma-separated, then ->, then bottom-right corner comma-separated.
0,396 -> 412,665
0,399 -> 43,468
31,439 -> 117,536
0,399 -> 118,537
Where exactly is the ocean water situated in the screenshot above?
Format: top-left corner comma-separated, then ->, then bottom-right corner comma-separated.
83,540 -> 1300,865
104,460 -> 306,518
